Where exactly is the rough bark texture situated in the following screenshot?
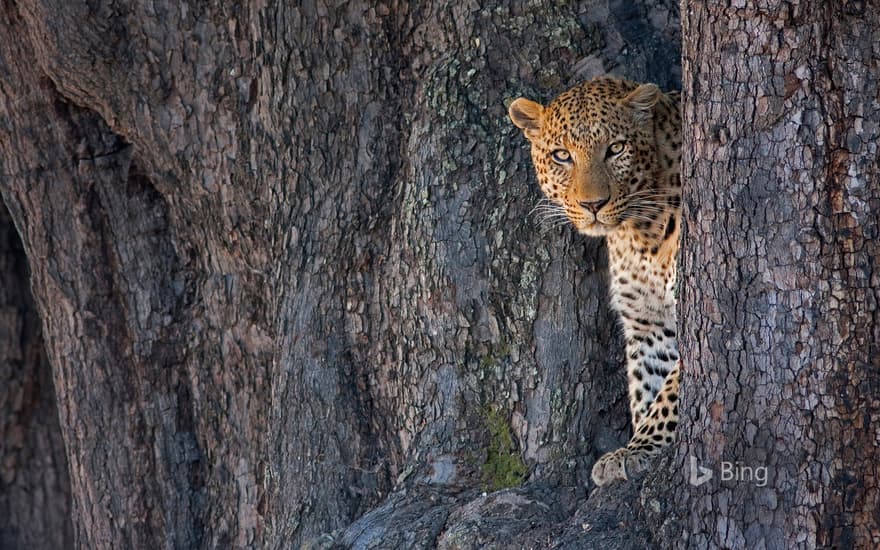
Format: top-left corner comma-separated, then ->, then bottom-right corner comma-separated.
0,202 -> 73,548
675,1 -> 880,548
0,1 -> 679,548
4,0 -> 876,548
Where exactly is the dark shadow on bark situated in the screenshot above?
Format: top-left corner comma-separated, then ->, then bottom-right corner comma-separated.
0,200 -> 73,548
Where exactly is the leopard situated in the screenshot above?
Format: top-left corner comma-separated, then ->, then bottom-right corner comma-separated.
508,76 -> 681,486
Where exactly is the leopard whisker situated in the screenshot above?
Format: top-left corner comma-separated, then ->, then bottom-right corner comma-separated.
628,204 -> 672,214
626,188 -> 680,197
535,209 -> 571,222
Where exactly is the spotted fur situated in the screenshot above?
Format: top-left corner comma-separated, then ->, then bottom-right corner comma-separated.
508,76 -> 681,486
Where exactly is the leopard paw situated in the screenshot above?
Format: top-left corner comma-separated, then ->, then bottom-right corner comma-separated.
591,447 -> 652,486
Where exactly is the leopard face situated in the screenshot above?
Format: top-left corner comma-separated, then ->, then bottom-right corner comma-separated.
508,77 -> 677,238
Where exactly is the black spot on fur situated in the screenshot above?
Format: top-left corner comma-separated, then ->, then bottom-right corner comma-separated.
663,216 -> 677,240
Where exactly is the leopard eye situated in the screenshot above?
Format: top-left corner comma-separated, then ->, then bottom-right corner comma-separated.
551,149 -> 572,164
606,141 -> 626,158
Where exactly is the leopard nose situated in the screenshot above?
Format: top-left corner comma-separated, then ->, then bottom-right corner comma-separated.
579,198 -> 608,213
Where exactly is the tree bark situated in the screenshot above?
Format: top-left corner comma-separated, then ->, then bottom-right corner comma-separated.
0,202 -> 73,548
6,0 -> 876,548
6,0 -> 880,548
0,0 -> 680,548
675,1 -> 880,547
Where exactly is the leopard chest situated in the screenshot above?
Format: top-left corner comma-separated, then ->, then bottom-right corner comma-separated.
605,234 -> 677,334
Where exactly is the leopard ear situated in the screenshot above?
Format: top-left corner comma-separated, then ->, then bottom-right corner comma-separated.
622,83 -> 660,121
508,98 -> 544,140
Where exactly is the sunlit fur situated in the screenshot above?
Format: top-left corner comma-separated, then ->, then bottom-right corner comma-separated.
509,76 -> 682,486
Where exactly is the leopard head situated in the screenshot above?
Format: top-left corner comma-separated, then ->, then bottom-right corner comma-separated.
509,77 -> 676,237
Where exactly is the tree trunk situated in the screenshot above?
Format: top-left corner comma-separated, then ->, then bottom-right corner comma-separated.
5,0 -> 876,548
0,202 -> 73,548
0,0 -> 680,548
674,1 -> 880,547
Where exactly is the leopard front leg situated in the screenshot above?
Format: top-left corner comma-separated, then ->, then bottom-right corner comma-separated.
592,362 -> 679,486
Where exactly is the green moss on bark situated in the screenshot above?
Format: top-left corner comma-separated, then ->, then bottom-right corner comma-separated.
481,407 -> 527,490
